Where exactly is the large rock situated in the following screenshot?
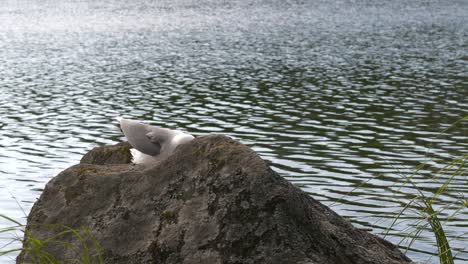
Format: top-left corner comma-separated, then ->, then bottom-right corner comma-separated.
18,135 -> 412,264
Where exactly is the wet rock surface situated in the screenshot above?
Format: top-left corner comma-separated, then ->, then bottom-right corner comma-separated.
18,135 -> 412,264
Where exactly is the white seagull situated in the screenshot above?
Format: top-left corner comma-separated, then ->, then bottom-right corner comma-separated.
116,117 -> 194,165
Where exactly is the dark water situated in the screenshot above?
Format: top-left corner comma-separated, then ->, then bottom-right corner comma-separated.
0,0 -> 467,262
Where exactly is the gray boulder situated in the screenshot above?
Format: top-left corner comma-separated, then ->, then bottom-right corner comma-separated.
18,135 -> 412,264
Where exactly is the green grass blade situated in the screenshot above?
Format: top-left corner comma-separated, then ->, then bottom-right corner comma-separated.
0,214 -> 22,226
424,201 -> 454,264
0,247 -> 22,256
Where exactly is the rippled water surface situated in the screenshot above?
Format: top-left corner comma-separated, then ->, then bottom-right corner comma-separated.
1,0 -> 467,262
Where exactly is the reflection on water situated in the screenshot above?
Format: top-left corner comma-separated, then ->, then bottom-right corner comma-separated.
0,0 -> 467,262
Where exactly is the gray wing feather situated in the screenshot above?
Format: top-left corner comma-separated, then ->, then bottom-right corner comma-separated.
146,129 -> 170,145
119,118 -> 162,156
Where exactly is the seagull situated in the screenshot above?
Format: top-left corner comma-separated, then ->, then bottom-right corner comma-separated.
116,117 -> 194,165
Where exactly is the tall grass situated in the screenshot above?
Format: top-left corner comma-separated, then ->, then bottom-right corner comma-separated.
385,154 -> 466,264
333,116 -> 467,264
384,117 -> 467,264
0,214 -> 103,264
389,117 -> 467,264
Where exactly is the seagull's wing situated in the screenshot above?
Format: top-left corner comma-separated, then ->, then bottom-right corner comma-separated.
146,128 -> 171,145
119,118 -> 162,156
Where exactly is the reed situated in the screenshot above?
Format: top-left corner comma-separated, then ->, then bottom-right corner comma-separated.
333,116 -> 467,264
389,154 -> 466,264
0,214 -> 103,264
392,117 -> 466,264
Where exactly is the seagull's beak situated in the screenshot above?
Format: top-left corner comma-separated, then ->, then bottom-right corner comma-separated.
114,117 -> 123,132
114,122 -> 122,132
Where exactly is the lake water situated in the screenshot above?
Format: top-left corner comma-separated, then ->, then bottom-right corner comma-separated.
0,0 -> 467,262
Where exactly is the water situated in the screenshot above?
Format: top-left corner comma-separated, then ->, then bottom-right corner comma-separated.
0,0 -> 467,262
